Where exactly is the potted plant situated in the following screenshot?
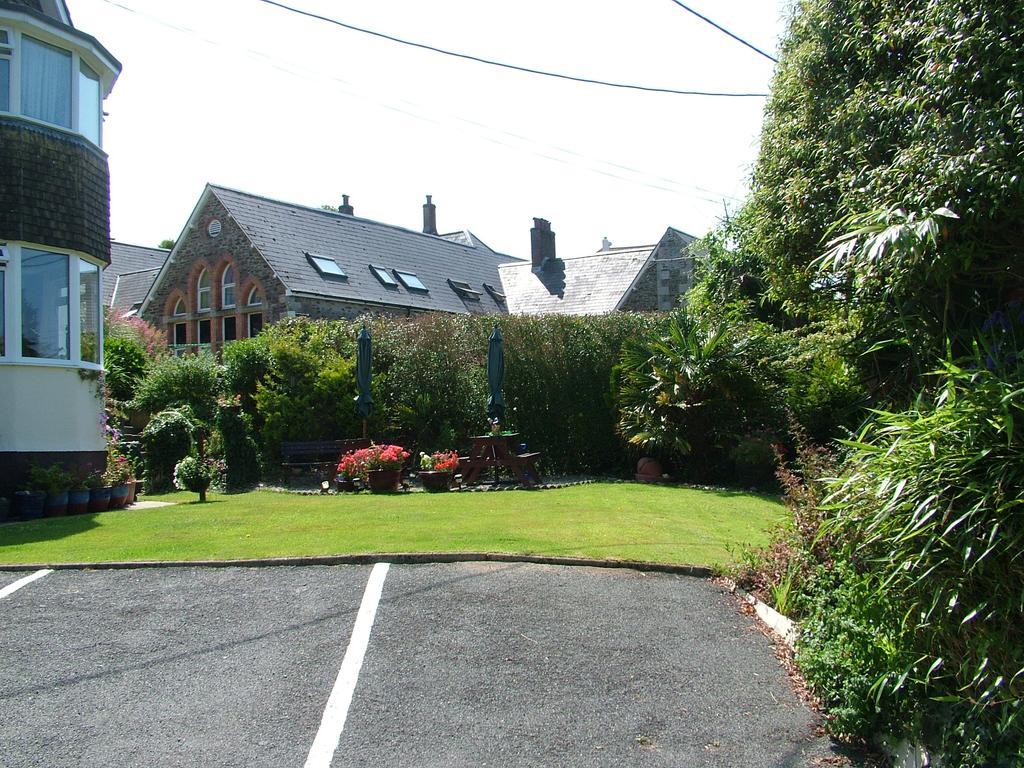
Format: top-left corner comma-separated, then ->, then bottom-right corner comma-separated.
14,469 -> 47,521
86,472 -> 111,513
105,455 -> 133,509
419,450 -> 459,492
364,444 -> 409,492
31,464 -> 72,517
335,450 -> 368,493
68,471 -> 91,515
173,455 -> 221,502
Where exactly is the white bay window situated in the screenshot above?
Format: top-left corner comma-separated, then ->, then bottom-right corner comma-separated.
0,243 -> 103,368
21,35 -> 71,128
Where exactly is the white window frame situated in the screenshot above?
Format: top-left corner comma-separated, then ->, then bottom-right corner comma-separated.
0,22 -> 106,147
247,311 -> 263,338
172,320 -> 187,348
222,314 -> 237,343
0,241 -> 103,370
246,286 -> 262,307
221,264 -> 236,308
172,297 -> 186,317
196,268 -> 211,313
0,27 -> 12,114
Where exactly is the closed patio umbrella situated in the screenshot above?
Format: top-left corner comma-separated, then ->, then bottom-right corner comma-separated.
487,325 -> 506,422
354,325 -> 374,438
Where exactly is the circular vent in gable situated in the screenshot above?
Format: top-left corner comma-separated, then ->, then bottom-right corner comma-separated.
207,219 -> 222,238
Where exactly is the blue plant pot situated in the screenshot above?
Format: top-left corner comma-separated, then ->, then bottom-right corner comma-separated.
14,491 -> 46,521
68,489 -> 90,515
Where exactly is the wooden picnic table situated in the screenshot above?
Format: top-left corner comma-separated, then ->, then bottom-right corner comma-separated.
459,433 -> 542,487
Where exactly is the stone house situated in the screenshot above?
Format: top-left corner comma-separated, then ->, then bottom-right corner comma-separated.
498,219 -> 696,314
0,0 -> 120,496
140,185 -> 513,353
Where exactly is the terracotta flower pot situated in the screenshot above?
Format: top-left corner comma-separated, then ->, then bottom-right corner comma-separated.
419,471 -> 452,492
367,469 -> 402,492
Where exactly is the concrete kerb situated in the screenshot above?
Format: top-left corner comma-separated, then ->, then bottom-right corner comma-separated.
0,552 -> 715,577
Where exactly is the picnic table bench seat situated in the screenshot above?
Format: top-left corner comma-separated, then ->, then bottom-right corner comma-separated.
281,438 -> 371,483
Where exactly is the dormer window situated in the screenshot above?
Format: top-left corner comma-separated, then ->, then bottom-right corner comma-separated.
307,252 -> 346,278
221,264 -> 236,307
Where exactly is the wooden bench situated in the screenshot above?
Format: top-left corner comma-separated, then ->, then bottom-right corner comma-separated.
281,439 -> 371,484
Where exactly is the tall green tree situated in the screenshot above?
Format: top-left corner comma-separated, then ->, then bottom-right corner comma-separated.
735,0 -> 1024,392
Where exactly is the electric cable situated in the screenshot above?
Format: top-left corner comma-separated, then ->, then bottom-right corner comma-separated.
666,0 -> 778,63
256,0 -> 768,97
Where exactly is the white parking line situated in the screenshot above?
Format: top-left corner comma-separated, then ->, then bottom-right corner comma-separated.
0,569 -> 53,600
304,562 -> 390,768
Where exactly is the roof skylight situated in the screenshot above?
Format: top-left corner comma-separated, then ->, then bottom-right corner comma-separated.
370,265 -> 398,286
306,252 -> 347,278
448,278 -> 481,300
483,283 -> 506,303
395,270 -> 428,291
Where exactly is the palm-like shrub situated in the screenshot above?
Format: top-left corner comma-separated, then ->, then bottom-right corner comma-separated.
615,313 -> 783,481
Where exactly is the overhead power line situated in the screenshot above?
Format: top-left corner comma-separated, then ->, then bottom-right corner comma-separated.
666,0 -> 778,64
256,0 -> 768,97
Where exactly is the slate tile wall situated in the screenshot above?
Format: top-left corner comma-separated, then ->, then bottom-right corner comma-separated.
0,117 -> 110,261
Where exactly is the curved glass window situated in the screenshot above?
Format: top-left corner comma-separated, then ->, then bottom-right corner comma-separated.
22,248 -> 69,359
197,268 -> 210,312
222,264 -> 235,308
21,36 -> 71,128
246,286 -> 262,306
79,258 -> 99,363
77,61 -> 100,145
173,297 -> 186,316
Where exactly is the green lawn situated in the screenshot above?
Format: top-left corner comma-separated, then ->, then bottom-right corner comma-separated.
0,483 -> 783,568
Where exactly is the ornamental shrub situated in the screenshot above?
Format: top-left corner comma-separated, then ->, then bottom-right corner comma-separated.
103,336 -> 150,403
173,455 -> 220,502
131,352 -> 223,423
215,401 -> 261,491
141,407 -> 195,492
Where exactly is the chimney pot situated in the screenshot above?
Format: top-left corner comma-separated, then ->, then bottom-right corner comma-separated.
423,195 -> 438,235
339,194 -> 354,215
530,217 -> 556,270
601,237 -> 612,251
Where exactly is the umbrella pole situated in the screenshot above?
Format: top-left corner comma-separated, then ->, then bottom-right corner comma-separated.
362,418 -> 368,440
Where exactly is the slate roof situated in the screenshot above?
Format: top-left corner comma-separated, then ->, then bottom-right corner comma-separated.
498,245 -> 655,315
210,185 -> 514,315
104,241 -> 168,308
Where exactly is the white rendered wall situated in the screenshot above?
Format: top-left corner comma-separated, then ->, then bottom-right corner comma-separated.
0,365 -> 105,452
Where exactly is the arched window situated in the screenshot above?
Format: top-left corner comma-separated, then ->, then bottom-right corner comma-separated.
246,286 -> 262,306
172,298 -> 186,316
197,268 -> 211,312
222,264 -> 236,308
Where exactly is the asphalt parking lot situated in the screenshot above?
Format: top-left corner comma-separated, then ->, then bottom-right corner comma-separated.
0,564 -> 845,767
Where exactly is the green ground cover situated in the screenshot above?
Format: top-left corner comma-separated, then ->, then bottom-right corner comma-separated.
0,483 -> 783,568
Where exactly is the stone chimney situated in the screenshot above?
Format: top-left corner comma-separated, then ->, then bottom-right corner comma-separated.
339,194 -> 354,215
423,195 -> 438,235
531,218 -> 556,270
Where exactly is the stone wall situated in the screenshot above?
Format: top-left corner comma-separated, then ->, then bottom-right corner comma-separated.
0,116 -> 110,261
142,192 -> 284,348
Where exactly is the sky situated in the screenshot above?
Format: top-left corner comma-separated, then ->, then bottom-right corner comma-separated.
69,0 -> 791,260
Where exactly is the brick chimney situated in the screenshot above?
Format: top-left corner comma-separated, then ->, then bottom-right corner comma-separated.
423,195 -> 438,235
531,218 -> 556,270
339,194 -> 354,215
